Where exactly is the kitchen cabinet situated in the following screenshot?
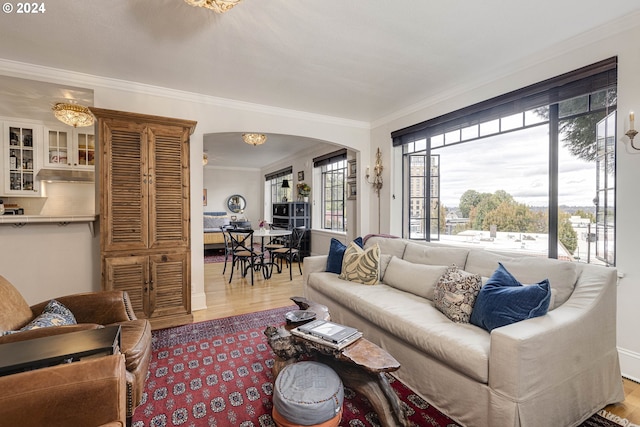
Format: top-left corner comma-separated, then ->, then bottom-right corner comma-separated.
44,126 -> 95,169
3,121 -> 41,196
92,107 -> 197,329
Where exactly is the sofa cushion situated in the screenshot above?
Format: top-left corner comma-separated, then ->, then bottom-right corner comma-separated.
379,254 -> 392,280
433,266 -> 482,323
383,256 -> 447,300
470,263 -> 551,331
203,214 -> 229,229
326,237 -> 363,274
363,236 -> 407,258
464,250 -> 576,309
306,272 -> 490,383
339,242 -> 380,285
403,242 -> 470,268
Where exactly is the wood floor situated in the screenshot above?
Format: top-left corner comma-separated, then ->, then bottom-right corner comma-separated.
196,259 -> 640,424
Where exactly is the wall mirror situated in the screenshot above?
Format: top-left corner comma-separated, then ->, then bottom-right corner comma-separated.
227,194 -> 246,213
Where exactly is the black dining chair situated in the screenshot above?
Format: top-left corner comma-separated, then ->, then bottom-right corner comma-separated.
270,227 -> 306,280
221,225 -> 236,275
225,229 -> 268,286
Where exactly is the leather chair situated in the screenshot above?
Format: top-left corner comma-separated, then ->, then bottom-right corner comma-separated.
0,354 -> 128,427
0,275 -> 152,421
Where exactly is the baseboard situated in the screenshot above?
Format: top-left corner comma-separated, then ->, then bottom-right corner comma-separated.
618,346 -> 640,383
191,291 -> 208,312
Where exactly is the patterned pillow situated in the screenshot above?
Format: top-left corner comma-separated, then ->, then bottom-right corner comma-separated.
2,299 -> 77,335
339,242 -> 380,286
433,265 -> 482,323
41,299 -> 77,324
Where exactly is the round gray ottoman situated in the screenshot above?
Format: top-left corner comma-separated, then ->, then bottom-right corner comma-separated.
272,361 -> 344,427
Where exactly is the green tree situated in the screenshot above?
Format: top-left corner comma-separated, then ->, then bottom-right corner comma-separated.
574,209 -> 595,223
459,190 -> 483,218
482,200 -> 547,233
559,212 -> 578,254
534,89 -> 616,163
469,190 -> 514,230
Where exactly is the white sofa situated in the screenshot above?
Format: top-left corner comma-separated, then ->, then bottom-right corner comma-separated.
302,236 -> 624,427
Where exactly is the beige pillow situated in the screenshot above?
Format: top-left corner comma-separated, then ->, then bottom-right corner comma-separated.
433,266 -> 482,323
383,256 -> 448,300
339,242 -> 380,285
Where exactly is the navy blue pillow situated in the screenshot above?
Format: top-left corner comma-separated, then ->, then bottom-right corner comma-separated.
326,237 -> 363,274
469,262 -> 551,332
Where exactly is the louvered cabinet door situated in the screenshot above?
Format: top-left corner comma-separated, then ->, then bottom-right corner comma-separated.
148,252 -> 191,325
100,119 -> 149,252
103,255 -> 151,319
147,125 -> 190,250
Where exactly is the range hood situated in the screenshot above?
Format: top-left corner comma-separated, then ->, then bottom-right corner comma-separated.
36,169 -> 95,183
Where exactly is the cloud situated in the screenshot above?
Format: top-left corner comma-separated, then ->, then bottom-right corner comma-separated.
433,125 -> 596,208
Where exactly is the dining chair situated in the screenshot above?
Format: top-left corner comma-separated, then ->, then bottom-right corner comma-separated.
221,224 -> 236,275
265,224 -> 287,251
270,227 -> 306,280
225,229 -> 268,286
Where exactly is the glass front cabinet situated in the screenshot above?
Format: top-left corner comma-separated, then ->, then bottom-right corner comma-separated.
4,122 -> 41,195
44,126 -> 95,169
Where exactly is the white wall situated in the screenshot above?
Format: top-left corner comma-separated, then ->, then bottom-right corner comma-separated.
370,15 -> 640,380
0,60 -> 371,311
203,167 -> 261,222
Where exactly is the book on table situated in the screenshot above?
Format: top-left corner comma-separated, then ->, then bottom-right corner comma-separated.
291,319 -> 362,349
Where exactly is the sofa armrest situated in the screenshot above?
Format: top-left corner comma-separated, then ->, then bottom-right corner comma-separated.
489,265 -> 619,400
30,291 -> 137,324
303,255 -> 328,282
0,354 -> 127,427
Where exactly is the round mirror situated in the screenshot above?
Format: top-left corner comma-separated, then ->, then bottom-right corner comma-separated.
227,194 -> 246,213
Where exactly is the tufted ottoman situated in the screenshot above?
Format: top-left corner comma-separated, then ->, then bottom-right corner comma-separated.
272,361 -> 344,427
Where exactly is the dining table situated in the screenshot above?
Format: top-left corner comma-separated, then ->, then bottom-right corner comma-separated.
253,228 -> 293,278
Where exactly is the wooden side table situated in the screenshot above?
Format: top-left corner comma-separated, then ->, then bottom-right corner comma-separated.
265,297 -> 409,427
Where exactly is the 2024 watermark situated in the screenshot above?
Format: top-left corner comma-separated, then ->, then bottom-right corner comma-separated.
3,2 -> 46,13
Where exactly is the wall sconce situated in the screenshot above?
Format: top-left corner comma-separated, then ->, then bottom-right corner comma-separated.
366,148 -> 384,196
627,111 -> 639,150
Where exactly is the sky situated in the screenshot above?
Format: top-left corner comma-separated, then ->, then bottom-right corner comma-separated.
435,125 -> 597,209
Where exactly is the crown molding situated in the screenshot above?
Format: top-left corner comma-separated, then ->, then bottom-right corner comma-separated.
0,58 -> 370,130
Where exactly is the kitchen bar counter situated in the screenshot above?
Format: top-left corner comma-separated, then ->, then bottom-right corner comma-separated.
0,214 -> 97,225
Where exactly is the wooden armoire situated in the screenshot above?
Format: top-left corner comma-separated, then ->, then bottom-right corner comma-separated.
91,108 -> 196,329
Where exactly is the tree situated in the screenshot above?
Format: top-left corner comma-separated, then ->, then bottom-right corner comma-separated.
574,209 -> 595,223
468,190 -> 514,230
459,190 -> 482,218
558,212 -> 578,254
534,90 -> 616,163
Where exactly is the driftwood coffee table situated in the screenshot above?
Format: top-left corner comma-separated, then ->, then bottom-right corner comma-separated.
265,297 -> 409,427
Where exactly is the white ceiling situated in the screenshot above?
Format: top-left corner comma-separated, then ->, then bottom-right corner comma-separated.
0,0 -> 638,167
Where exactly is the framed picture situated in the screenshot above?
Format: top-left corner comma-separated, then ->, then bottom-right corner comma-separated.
203,189 -> 208,206
298,170 -> 305,181
347,180 -> 357,200
347,160 -> 357,178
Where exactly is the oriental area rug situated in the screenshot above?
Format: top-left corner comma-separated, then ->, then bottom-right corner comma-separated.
131,306 -> 634,427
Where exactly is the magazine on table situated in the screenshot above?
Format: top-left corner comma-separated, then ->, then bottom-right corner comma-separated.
291,319 -> 362,349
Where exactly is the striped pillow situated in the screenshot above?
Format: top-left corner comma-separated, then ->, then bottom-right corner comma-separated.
338,242 -> 380,285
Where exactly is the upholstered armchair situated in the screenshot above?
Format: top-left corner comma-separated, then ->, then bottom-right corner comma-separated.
0,354 -> 128,426
0,275 -> 152,421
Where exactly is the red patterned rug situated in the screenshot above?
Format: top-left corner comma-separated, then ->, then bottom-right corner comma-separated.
131,306 -> 628,427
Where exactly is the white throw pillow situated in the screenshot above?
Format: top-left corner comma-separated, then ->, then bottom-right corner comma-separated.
383,256 -> 448,300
